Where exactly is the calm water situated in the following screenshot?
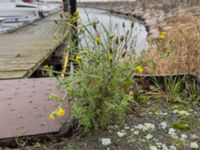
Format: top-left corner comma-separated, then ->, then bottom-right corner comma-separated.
79,7 -> 148,53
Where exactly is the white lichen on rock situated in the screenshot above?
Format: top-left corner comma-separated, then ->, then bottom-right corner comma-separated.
173,110 -> 190,116
101,138 -> 112,146
150,145 -> 158,150
155,111 -> 168,116
190,134 -> 199,140
155,142 -> 177,150
190,142 -> 199,149
133,131 -> 139,135
117,131 -> 126,138
168,128 -> 178,139
145,134 -> 153,140
124,124 -> 130,130
169,145 -> 177,150
160,121 -> 167,129
135,123 -> 155,131
181,134 -> 188,140
156,142 -> 168,150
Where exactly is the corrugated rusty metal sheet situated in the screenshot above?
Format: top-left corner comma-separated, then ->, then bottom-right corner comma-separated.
0,78 -> 69,140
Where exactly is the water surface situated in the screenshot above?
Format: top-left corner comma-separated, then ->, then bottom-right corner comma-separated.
79,7 -> 148,53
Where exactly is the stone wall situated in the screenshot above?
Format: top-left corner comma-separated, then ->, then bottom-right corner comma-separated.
79,0 -> 200,39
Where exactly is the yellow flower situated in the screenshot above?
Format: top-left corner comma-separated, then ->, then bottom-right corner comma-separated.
49,113 -> 55,120
71,17 -> 77,23
95,37 -> 101,45
136,65 -> 144,74
74,10 -> 79,17
108,56 -> 113,62
159,32 -> 167,40
75,55 -> 81,62
56,107 -> 65,117
44,65 -> 49,70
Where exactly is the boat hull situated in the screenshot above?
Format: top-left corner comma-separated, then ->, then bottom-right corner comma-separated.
0,8 -> 38,18
0,18 -> 4,27
0,3 -> 38,18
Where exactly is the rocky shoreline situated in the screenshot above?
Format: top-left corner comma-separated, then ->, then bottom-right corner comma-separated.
79,0 -> 200,40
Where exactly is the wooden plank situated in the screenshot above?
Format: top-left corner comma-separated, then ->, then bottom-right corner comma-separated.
0,12 -> 69,79
0,71 -> 27,79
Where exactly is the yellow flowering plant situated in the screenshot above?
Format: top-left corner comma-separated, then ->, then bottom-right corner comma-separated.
49,106 -> 65,120
108,56 -> 113,62
136,65 -> 144,74
159,32 -> 167,40
50,10 -> 148,131
95,36 -> 101,45
75,55 -> 81,62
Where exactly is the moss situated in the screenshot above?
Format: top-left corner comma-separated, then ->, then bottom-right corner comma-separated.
170,103 -> 188,110
178,115 -> 197,124
172,122 -> 190,131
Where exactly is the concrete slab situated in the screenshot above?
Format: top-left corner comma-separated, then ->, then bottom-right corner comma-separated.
0,78 -> 69,141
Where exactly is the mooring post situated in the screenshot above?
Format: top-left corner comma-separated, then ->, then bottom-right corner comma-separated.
69,0 -> 77,16
62,0 -> 68,13
62,0 -> 77,15
61,0 -> 78,75
69,0 -> 78,47
69,0 -> 78,72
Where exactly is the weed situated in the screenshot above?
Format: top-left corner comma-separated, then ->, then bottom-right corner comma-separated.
184,81 -> 200,103
50,10 -> 147,131
172,122 -> 190,131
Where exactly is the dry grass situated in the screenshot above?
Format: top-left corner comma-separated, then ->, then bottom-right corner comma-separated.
142,13 -> 200,77
79,0 -> 200,13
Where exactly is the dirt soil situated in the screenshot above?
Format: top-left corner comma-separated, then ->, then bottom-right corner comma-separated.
2,99 -> 199,150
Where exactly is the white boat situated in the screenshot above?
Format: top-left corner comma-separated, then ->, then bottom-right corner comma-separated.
0,17 -> 5,27
0,0 -> 38,18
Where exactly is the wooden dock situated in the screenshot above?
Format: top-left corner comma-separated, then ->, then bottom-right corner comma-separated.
0,13 -> 68,79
